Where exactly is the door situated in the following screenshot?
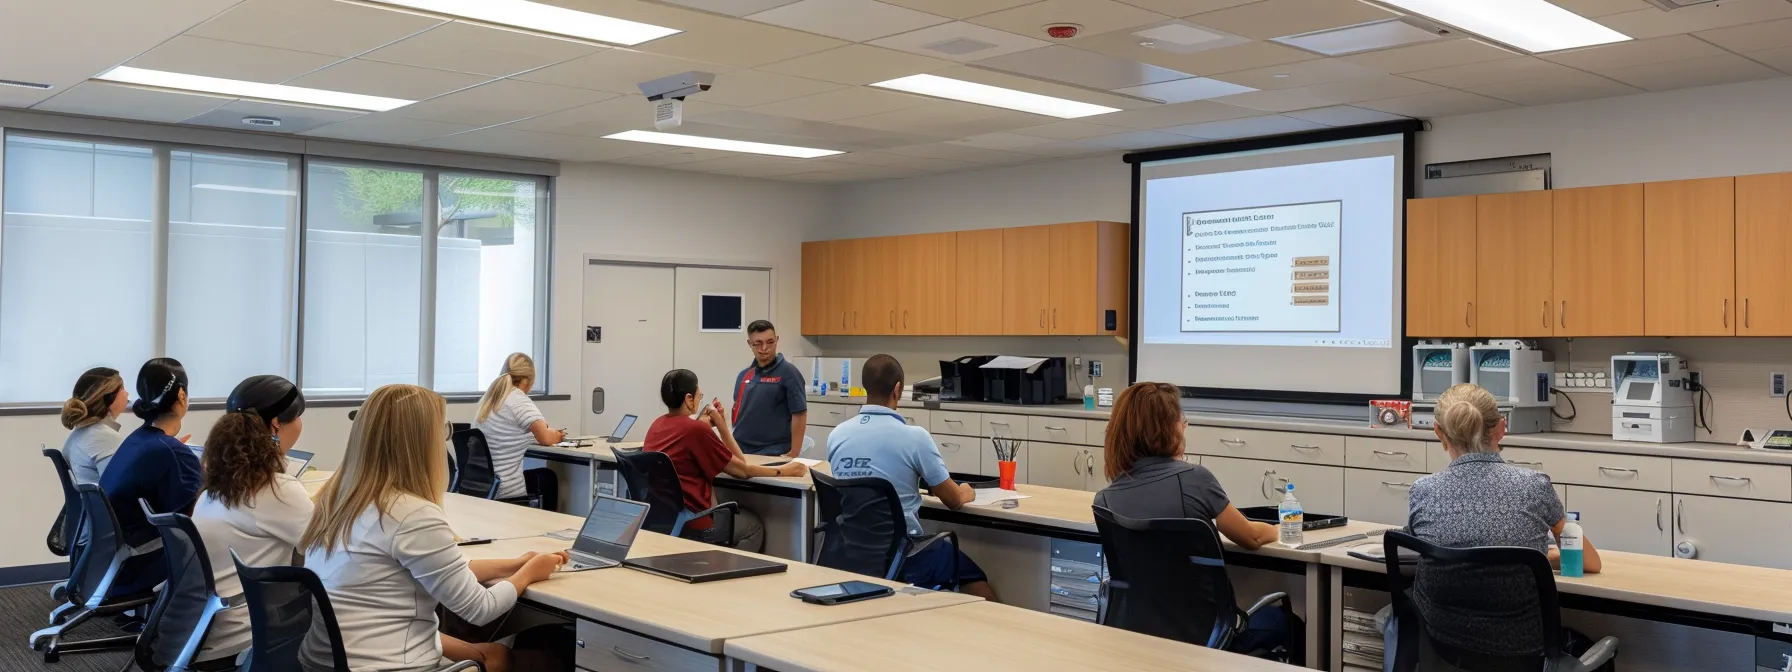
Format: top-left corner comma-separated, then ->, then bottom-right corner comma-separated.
800,241 -> 833,336
1569,486 -> 1669,557
1645,177 -> 1736,336
1553,184 -> 1643,336
672,267 -> 770,421
582,263 -> 674,437
1028,442 -> 1086,490
1736,172 -> 1792,335
1049,222 -> 1098,334
1002,225 -> 1052,335
896,232 -> 957,335
1673,495 -> 1792,570
1405,196 -> 1477,337
956,228 -> 1004,335
1475,191 -> 1553,337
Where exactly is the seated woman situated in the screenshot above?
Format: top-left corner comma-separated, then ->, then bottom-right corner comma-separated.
100,358 -> 202,599
301,384 -> 567,672
190,375 -> 313,668
1093,381 -> 1278,550
644,369 -> 807,552
472,353 -> 564,502
61,366 -> 129,484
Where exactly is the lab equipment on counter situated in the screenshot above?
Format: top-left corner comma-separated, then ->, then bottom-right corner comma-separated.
1469,340 -> 1553,434
1738,428 -> 1792,451
938,355 -> 995,402
1411,342 -> 1471,429
910,376 -> 942,402
1611,352 -> 1694,443
979,355 -> 1068,405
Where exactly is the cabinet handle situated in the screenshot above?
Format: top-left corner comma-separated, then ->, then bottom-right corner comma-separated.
943,442 -> 960,452
1656,498 -> 1663,532
1381,481 -> 1413,489
1086,454 -> 1094,478
577,639 -> 585,649
904,310 -> 909,329
945,419 -> 963,425
1039,309 -> 1045,328
1072,451 -> 1082,475
1372,450 -> 1409,458
841,312 -> 847,329
1542,300 -> 1549,328
1290,444 -> 1320,451
1597,466 -> 1638,476
1710,475 -> 1752,485
990,421 -> 1010,426
1046,425 -> 1067,432
1676,499 -> 1684,535
1053,308 -> 1058,329
1560,301 -> 1567,329
1220,438 -> 1247,446
1723,299 -> 1729,328
890,311 -> 895,330
903,416 -> 916,424
610,646 -> 651,661
1745,298 -> 1750,329
829,411 -> 842,416
1466,302 -> 1473,328
1261,470 -> 1278,499
1507,460 -> 1543,467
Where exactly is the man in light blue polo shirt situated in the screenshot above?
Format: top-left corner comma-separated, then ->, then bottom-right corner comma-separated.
827,354 -> 997,602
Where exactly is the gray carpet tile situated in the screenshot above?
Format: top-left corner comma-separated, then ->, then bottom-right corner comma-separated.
0,582 -> 135,672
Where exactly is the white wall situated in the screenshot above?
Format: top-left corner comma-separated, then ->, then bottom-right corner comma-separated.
821,153 -> 1129,241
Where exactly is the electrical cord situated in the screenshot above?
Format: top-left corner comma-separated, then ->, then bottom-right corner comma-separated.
1549,388 -> 1576,421
1692,377 -> 1715,435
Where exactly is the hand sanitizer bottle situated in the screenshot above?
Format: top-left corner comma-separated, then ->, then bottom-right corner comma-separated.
1560,511 -> 1584,578
1278,483 -> 1304,547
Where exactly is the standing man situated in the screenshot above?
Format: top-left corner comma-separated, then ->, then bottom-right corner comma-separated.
731,320 -> 807,457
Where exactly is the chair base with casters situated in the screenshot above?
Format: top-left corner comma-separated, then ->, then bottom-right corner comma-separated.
32,483 -> 163,663
28,563 -> 158,662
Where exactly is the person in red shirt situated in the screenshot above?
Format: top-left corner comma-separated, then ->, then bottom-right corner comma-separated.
644,369 -> 807,551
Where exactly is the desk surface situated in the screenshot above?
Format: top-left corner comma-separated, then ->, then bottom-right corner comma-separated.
724,601 -> 1295,672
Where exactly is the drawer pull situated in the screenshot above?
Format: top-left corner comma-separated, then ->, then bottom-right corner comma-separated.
1372,450 -> 1409,458
1381,481 -> 1413,489
903,416 -> 916,424
942,442 -> 960,452
945,419 -> 964,425
829,411 -> 842,416
1597,466 -> 1638,476
1710,475 -> 1753,485
1507,460 -> 1543,467
1046,425 -> 1068,432
610,646 -> 651,662
1220,438 -> 1247,446
991,421 -> 1011,426
1290,444 -> 1320,451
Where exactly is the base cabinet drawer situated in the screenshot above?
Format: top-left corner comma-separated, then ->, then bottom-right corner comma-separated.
576,619 -> 721,672
809,404 -> 856,427
1672,459 -> 1792,502
1201,456 -> 1344,513
933,434 -> 982,475
1088,420 -> 1109,447
1673,495 -> 1792,570
1344,437 -> 1429,474
897,408 -> 931,427
1028,416 -> 1088,444
930,410 -> 981,436
1566,486 -> 1671,557
982,413 -> 1028,439
1344,469 -> 1418,527
1187,426 -> 1345,466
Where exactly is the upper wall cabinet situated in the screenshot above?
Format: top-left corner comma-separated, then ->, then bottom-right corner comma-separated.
1475,191 -> 1554,338
1645,177 -> 1735,336
1736,172 -> 1792,336
1553,184 -> 1644,337
1406,196 -> 1478,338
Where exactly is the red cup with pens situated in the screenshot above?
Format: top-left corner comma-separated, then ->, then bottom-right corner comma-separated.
993,437 -> 1020,490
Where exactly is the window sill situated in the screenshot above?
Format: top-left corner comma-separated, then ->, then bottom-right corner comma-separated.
0,393 -> 572,416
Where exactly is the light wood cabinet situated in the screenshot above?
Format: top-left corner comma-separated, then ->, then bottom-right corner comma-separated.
1645,177 -> 1735,336
1736,172 -> 1792,336
858,237 -> 901,335
1568,486 -> 1670,557
1405,196 -> 1478,337
895,232 -> 957,335
800,241 -> 833,337
955,229 -> 1005,336
1475,191 -> 1553,338
1552,184 -> 1644,336
1046,222 -> 1129,335
1002,225 -> 1053,335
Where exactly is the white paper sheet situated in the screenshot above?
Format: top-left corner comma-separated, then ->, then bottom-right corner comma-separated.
968,489 -> 1031,506
980,355 -> 1050,370
790,458 -> 822,467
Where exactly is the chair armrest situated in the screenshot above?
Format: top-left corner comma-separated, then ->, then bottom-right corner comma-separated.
689,501 -> 740,521
1242,591 -> 1289,617
435,661 -> 484,672
1577,636 -> 1619,669
903,531 -> 957,559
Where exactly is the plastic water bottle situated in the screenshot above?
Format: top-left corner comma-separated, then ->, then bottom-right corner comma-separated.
1560,511 -> 1585,578
1278,482 -> 1304,546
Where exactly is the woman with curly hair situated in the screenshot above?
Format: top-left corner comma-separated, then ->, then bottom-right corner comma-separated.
189,374 -> 313,667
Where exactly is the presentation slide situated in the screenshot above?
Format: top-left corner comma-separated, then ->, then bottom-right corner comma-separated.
1135,134 -> 1406,397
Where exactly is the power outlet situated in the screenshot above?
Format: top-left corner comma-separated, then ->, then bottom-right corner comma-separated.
1773,372 -> 1787,398
1090,360 -> 1102,378
1690,371 -> 1703,391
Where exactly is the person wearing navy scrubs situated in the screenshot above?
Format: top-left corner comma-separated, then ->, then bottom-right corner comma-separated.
729,320 -> 807,457
100,357 -> 203,599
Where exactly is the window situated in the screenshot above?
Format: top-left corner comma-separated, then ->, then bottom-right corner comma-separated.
434,173 -> 545,393
302,162 -> 425,395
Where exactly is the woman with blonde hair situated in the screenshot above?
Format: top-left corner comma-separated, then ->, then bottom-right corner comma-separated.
473,353 -> 564,500
302,384 -> 565,672
60,367 -> 129,484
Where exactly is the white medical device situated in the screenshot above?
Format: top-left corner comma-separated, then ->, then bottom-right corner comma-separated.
1410,341 -> 1470,430
1469,340 -> 1553,434
1610,352 -> 1694,443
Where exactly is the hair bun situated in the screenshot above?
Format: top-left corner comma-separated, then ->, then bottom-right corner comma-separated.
59,399 -> 88,430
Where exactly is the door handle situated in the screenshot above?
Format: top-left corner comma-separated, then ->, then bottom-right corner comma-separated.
1656,498 -> 1663,532
903,310 -> 909,329
1676,499 -> 1684,535
1052,308 -> 1058,329
1745,298 -> 1750,329
1261,470 -> 1276,499
591,387 -> 605,414
1039,308 -> 1046,328
889,311 -> 895,330
1086,454 -> 1094,479
1465,302 -> 1472,328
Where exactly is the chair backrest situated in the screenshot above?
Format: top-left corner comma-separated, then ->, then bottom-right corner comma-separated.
233,550 -> 350,672
136,504 -> 223,672
44,448 -> 83,558
1091,505 -> 1236,648
810,471 -> 909,580
1383,530 -> 1562,672
69,483 -> 132,607
451,428 -> 500,499
611,448 -> 688,534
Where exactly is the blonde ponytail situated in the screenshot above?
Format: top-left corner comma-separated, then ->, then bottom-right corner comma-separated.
475,353 -> 535,423
1436,383 -> 1500,454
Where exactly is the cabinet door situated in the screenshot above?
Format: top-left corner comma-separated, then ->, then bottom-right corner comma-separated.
1087,448 -> 1108,491
896,232 -> 957,335
800,241 -> 834,336
1028,442 -> 1088,490
1736,172 -> 1792,336
955,229 -> 1005,335
1344,468 -> 1419,527
1552,184 -> 1643,336
830,238 -> 864,334
802,425 -> 831,460
1645,177 -> 1736,336
1002,225 -> 1053,335
1405,197 -> 1477,337
1567,486 -> 1669,557
1475,191 -> 1553,337
1673,494 -> 1792,570
1201,456 -> 1345,514
1048,222 -> 1099,334
932,435 -> 982,475
858,237 -> 901,335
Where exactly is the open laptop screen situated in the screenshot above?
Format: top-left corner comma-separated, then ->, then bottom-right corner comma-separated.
574,495 -> 649,560
283,449 -> 314,477
610,414 -> 638,441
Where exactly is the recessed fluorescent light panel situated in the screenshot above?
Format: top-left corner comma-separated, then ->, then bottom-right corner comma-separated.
869,74 -> 1120,119
603,130 -> 842,158
1369,0 -> 1630,53
1274,18 -> 1445,56
95,67 -> 413,112
364,0 -> 680,46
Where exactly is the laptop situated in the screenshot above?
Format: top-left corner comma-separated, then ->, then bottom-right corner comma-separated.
606,414 -> 638,443
561,494 -> 651,572
623,550 -> 787,584
283,449 -> 314,477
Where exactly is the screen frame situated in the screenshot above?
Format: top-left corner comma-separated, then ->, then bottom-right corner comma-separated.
1123,119 -> 1423,406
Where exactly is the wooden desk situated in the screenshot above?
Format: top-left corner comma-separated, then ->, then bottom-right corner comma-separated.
723,601 -> 1297,672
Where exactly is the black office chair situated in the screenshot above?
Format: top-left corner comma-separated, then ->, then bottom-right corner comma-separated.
29,484 -> 160,663
810,471 -> 958,589
231,551 -> 482,672
448,422 -> 472,491
136,502 -> 244,672
1092,506 -> 1292,658
1382,530 -> 1619,672
610,447 -> 738,541
43,448 -> 85,606
451,428 -> 542,508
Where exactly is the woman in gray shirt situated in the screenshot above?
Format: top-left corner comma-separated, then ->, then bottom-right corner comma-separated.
60,367 -> 129,484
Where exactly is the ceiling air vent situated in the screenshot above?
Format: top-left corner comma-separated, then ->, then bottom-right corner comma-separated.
241,116 -> 283,128
1644,0 -> 1719,8
0,78 -> 53,90
923,38 -> 999,56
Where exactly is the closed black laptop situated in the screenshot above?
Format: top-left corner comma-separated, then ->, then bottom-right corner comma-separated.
623,549 -> 787,583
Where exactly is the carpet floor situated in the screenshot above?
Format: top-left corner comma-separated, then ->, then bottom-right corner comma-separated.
0,582 -> 134,672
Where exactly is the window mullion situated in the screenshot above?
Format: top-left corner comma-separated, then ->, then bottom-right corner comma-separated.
150,144 -> 171,357
419,169 -> 439,389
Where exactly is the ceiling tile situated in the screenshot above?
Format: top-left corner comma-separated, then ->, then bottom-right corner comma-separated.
1078,129 -> 1196,150
877,0 -> 1037,19
503,96 -> 734,135
126,36 -> 341,84
32,82 -> 229,124
421,128 -> 671,162
636,14 -> 848,67
1469,71 -> 1643,106
299,115 -> 478,143
975,45 -> 1194,89
1751,46 -> 1792,74
808,151 -> 925,166
1697,17 -> 1792,53
1294,74 -> 1442,103
359,22 -> 601,78
946,132 -> 1096,156
1209,86 -> 1339,111
836,101 -> 1050,136
1405,57 -> 1579,89
697,70 -> 845,107
1549,0 -> 1653,18
1008,119 -> 1133,140
782,164 -> 926,182
394,79 -> 615,126
873,155 -> 985,172
1208,57 -> 1385,89
606,148 -> 737,166
747,0 -> 950,42
1118,0 -> 1261,16
969,0 -> 1172,42
1166,114 -> 1324,138
182,100 -> 364,134
187,0 -> 445,58
1185,0 -> 1397,40
0,0 -> 242,107
868,21 -> 1051,63
1093,98 -> 1260,128
1339,39 -> 1519,74
1114,76 -> 1257,102
1281,104 -> 1408,126
1356,90 -> 1516,118
657,0 -> 803,17
880,143 -> 1035,163
1598,53 -> 1785,91
1543,35 -> 1726,72
758,45 -> 953,85
745,87 -> 934,121
515,49 -> 728,94
285,59 -> 492,101
1596,0 -> 1792,39
1125,40 -> 1318,76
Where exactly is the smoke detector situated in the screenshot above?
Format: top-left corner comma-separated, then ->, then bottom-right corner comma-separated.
1042,23 -> 1082,39
241,116 -> 282,128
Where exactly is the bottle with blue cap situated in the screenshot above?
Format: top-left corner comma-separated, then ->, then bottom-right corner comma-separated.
1278,482 -> 1303,546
